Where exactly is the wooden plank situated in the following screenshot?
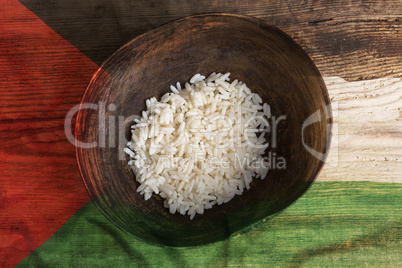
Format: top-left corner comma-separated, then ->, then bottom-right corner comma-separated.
20,0 -> 402,81
16,182 -> 402,267
1,1 -> 400,267
319,76 -> 402,182
0,1 -> 96,266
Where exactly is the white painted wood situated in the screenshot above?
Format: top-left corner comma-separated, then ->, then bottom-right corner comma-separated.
317,77 -> 402,182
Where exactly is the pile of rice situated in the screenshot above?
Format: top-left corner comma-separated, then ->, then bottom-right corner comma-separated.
124,72 -> 271,220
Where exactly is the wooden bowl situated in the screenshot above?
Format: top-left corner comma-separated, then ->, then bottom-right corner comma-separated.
76,13 -> 331,246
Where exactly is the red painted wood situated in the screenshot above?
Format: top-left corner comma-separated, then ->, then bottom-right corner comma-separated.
0,0 -> 98,266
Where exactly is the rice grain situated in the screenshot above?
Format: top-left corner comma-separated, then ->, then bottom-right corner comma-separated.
125,73 -> 271,219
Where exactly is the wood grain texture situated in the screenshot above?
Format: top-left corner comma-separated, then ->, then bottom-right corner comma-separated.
318,76 -> 402,182
0,0 -> 400,266
20,0 -> 402,81
0,0 -> 97,266
16,182 -> 402,267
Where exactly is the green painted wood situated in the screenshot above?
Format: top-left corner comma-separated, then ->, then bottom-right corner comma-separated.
17,182 -> 402,267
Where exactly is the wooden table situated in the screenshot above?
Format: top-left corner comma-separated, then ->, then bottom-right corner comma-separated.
1,0 -> 401,266
17,0 -> 401,182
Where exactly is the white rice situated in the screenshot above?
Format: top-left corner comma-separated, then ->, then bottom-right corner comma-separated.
125,72 -> 271,220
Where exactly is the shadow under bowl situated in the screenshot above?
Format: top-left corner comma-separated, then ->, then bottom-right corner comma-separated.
75,13 -> 332,247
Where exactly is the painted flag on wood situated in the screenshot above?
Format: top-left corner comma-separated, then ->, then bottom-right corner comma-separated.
0,0 -> 401,267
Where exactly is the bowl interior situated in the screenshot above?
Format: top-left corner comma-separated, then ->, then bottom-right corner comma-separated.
76,13 -> 331,246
